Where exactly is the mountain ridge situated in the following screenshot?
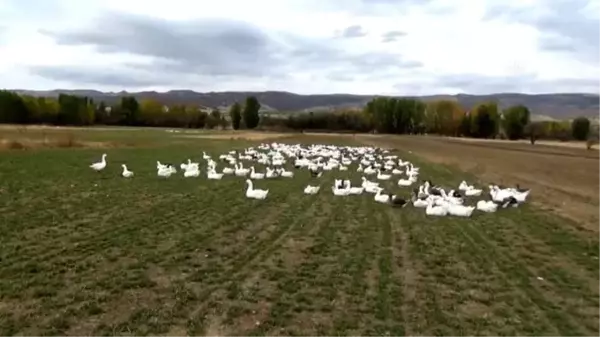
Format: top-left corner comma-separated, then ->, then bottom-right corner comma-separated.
9,89 -> 600,119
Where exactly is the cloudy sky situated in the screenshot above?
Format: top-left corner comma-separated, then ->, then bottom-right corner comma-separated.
0,0 -> 598,95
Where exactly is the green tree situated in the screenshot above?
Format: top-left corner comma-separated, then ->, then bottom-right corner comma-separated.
57,94 -> 83,125
119,96 -> 140,125
502,105 -> 530,140
571,117 -> 591,141
0,90 -> 29,124
36,97 -> 60,124
139,99 -> 164,126
458,112 -> 472,137
425,100 -> 463,135
229,103 -> 242,130
470,102 -> 500,138
243,96 -> 261,129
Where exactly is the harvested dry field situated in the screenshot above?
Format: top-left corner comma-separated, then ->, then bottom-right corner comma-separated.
0,128 -> 598,336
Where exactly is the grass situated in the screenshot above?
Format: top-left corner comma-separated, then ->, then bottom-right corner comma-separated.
0,127 -> 598,335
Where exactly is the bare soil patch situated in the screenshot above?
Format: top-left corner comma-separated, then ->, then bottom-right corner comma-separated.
450,136 -> 599,150
178,131 -> 288,141
0,137 -> 114,151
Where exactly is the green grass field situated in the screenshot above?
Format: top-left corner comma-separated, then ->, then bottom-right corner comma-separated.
0,128 -> 598,336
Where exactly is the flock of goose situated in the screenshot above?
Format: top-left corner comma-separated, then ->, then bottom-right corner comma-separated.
89,143 -> 531,217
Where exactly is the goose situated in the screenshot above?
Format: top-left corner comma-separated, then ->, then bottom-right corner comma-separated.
202,151 -> 211,160
333,179 -> 343,189
364,166 -> 377,175
235,163 -> 249,177
157,166 -> 172,178
245,179 -> 269,199
441,189 -> 464,205
510,189 -> 530,203
458,180 -> 473,191
465,187 -> 483,197
499,196 -> 519,208
361,184 -> 377,193
156,161 -> 167,170
361,176 -> 379,188
181,159 -> 199,171
332,182 -> 351,196
398,176 -> 417,187
222,166 -> 234,175
207,168 -> 223,180
250,166 -> 265,180
411,191 -> 429,208
357,164 -> 364,172
447,203 -> 475,217
279,168 -> 294,178
377,170 -> 391,181
489,185 -> 513,203
90,154 -> 107,171
476,200 -> 498,213
339,165 -> 348,171
304,185 -> 320,195
266,167 -> 278,179
166,164 -> 177,174
415,185 -> 429,199
425,199 -> 448,216
184,166 -> 200,177
392,168 -> 403,175
121,164 -> 133,178
374,188 -> 391,203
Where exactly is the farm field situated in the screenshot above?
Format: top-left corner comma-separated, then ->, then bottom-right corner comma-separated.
0,127 -> 598,336
356,134 -> 600,232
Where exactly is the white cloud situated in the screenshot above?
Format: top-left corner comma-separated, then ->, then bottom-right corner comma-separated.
0,0 -> 598,95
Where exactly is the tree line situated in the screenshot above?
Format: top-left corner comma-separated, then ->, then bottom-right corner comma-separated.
0,90 -> 596,142
279,97 -> 596,142
0,90 -> 262,130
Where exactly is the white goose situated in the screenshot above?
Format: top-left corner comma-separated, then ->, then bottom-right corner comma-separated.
361,177 -> 379,188
426,199 -> 448,216
207,168 -> 224,180
447,203 -> 476,217
266,167 -> 278,179
364,166 -> 377,175
374,188 -> 390,203
458,180 -> 474,191
411,192 -> 429,208
245,179 -> 269,199
348,180 -> 365,195
235,163 -> 250,177
332,181 -> 351,196
465,187 -> 483,197
121,164 -> 133,178
157,166 -> 172,178
90,154 -> 107,172
304,185 -> 320,195
476,200 -> 498,213
279,168 -> 294,178
377,170 -> 391,181
397,175 -> 417,187
250,166 -> 265,180
184,166 -> 200,178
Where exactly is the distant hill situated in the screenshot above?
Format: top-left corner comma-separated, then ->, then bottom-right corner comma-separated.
10,89 -> 599,119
